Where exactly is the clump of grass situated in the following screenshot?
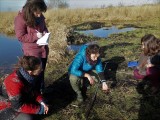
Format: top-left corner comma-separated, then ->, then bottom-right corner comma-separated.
0,12 -> 16,35
47,22 -> 68,63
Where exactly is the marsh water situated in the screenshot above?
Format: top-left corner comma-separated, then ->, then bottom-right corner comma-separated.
67,26 -> 135,51
76,26 -> 135,38
0,26 -> 135,75
0,35 -> 22,75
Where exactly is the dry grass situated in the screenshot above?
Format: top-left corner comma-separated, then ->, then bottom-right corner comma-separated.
0,12 -> 17,35
0,4 -> 160,120
0,4 -> 159,63
45,4 -> 160,63
47,22 -> 68,63
45,4 -> 160,26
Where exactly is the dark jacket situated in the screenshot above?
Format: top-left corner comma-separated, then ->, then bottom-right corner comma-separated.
14,10 -> 49,58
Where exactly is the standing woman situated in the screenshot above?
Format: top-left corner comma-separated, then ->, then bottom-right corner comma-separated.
14,0 -> 49,93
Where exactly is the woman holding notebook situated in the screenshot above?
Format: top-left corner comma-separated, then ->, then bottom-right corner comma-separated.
14,0 -> 49,94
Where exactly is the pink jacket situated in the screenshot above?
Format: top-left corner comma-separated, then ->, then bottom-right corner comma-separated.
14,10 -> 49,58
134,67 -> 160,88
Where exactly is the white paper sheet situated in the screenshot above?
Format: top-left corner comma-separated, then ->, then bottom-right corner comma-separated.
36,32 -> 51,45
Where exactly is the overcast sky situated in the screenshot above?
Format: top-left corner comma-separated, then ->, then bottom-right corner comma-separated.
68,0 -> 156,8
0,0 -> 156,11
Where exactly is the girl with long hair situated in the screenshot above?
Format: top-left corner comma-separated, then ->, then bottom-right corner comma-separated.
14,0 -> 49,93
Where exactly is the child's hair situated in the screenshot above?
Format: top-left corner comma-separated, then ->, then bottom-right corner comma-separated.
15,56 -> 41,71
141,34 -> 160,56
23,0 -> 47,27
86,44 -> 100,56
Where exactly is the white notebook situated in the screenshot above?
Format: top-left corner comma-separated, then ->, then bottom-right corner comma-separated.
36,32 -> 51,45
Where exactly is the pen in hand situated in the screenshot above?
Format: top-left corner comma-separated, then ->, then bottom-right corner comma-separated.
35,30 -> 43,38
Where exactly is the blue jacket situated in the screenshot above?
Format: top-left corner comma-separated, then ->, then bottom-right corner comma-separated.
68,45 -> 103,77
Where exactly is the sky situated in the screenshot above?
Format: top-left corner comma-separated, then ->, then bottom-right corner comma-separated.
68,0 -> 156,8
0,0 -> 157,11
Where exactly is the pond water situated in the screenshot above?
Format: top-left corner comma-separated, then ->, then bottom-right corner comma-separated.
67,26 -> 135,51
0,35 -> 22,75
0,26 -> 135,75
67,41 -> 98,52
76,26 -> 135,38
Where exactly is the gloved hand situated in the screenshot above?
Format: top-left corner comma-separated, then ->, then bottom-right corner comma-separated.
37,32 -> 43,38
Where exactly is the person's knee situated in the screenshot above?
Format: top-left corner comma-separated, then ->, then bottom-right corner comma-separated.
69,75 -> 81,92
69,75 -> 80,85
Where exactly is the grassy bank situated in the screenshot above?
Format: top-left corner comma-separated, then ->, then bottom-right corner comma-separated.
0,4 -> 160,120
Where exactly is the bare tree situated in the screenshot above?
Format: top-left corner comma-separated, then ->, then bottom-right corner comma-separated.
47,0 -> 69,9
156,0 -> 160,4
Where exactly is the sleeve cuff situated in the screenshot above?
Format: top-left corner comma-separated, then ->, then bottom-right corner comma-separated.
100,80 -> 106,83
98,72 -> 105,81
40,102 -> 45,106
37,104 -> 44,114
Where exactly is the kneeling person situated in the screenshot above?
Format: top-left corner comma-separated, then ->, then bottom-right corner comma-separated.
0,56 -> 49,120
68,44 -> 109,103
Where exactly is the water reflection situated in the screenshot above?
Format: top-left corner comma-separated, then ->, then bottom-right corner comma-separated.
76,26 -> 135,38
0,35 -> 22,75
67,26 -> 135,51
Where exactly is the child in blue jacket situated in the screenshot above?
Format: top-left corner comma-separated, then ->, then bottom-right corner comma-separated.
68,44 -> 108,102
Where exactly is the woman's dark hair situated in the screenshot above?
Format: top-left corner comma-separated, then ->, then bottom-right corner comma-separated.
86,44 -> 100,55
15,56 -> 41,71
23,0 -> 47,27
86,44 -> 100,65
141,34 -> 160,56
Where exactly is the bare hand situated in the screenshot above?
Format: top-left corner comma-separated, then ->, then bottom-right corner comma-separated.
84,73 -> 94,85
37,32 -> 43,38
146,63 -> 153,68
88,76 -> 94,85
102,82 -> 109,93
44,104 -> 49,114
43,31 -> 46,35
